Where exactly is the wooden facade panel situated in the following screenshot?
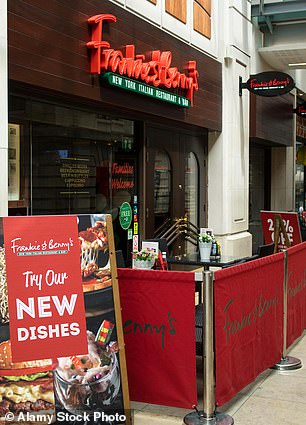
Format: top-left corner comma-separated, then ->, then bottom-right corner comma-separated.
165,0 -> 187,23
250,94 -> 294,146
9,0 -> 88,39
8,0 -> 222,131
10,0 -> 101,25
193,2 -> 211,39
9,30 -> 87,68
9,46 -> 89,85
195,0 -> 211,16
147,0 -> 157,4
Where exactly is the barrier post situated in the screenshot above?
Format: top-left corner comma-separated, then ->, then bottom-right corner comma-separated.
272,250 -> 302,370
184,271 -> 234,425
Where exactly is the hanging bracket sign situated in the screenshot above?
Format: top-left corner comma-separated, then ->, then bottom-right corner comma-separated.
239,71 -> 295,97
294,101 -> 306,117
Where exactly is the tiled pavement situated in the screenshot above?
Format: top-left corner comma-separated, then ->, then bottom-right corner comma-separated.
132,330 -> 306,425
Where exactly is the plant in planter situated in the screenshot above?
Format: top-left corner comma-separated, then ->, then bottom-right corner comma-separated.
198,232 -> 213,260
198,232 -> 213,244
132,248 -> 157,269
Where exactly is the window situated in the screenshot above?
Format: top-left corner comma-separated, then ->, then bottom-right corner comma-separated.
8,124 -> 21,202
165,0 -> 187,23
185,152 -> 198,225
154,150 -> 171,230
30,110 -> 135,217
193,0 -> 211,39
9,96 -> 138,260
185,152 -> 198,254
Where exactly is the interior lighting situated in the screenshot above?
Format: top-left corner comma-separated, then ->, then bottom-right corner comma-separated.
288,63 -> 306,67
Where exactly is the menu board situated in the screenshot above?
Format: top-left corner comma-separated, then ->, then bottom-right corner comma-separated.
0,215 -> 130,424
59,157 -> 90,189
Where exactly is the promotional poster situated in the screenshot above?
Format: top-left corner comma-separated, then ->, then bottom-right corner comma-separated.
0,214 -> 130,424
260,210 -> 302,250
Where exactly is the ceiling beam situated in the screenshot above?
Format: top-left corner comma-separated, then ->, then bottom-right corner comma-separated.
252,0 -> 306,18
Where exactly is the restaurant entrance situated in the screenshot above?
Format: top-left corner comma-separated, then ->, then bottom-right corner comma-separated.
145,125 -> 207,255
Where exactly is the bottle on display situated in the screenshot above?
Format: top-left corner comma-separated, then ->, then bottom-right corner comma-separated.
162,252 -> 168,270
154,252 -> 168,270
211,239 -> 218,259
216,241 -> 221,259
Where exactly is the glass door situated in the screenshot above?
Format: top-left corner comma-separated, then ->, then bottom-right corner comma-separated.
145,125 -> 206,256
185,152 -> 199,254
154,150 -> 172,231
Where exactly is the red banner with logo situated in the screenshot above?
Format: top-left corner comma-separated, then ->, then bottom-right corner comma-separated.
286,242 -> 306,347
215,254 -> 284,406
260,210 -> 302,249
118,268 -> 197,408
3,216 -> 88,362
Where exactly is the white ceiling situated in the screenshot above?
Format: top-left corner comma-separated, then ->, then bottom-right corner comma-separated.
258,44 -> 306,70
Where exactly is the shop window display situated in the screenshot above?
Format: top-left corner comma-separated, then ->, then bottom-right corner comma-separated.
9,97 -> 138,262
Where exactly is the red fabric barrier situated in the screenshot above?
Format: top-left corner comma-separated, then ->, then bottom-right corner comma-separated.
215,253 -> 284,406
287,242 -> 306,347
118,268 -> 197,408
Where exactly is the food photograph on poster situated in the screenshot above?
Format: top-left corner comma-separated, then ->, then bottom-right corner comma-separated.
54,214 -> 126,424
0,215 -> 130,425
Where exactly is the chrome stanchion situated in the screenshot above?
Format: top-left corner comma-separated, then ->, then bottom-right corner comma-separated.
184,271 -> 234,425
272,250 -> 302,371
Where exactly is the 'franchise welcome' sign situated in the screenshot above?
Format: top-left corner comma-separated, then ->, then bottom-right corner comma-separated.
87,14 -> 199,106
3,216 -> 88,362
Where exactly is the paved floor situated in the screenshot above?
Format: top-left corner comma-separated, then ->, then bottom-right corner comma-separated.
132,330 -> 306,425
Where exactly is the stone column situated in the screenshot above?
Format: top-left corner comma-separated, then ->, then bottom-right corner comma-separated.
207,1 -> 252,257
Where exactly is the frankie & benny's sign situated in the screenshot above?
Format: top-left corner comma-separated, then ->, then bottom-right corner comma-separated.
3,216 -> 88,362
87,14 -> 199,106
240,71 -> 295,97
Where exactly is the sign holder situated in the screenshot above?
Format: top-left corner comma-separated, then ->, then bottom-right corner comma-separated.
184,271 -> 233,425
239,76 -> 247,96
273,213 -> 291,253
271,250 -> 302,371
106,214 -> 131,424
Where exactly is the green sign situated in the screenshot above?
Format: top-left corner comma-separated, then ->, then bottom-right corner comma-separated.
119,202 -> 133,230
103,72 -> 190,108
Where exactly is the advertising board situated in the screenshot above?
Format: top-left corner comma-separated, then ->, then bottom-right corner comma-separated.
0,215 -> 130,424
260,211 -> 302,250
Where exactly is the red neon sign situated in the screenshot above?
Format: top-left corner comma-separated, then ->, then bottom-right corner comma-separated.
87,14 -> 199,105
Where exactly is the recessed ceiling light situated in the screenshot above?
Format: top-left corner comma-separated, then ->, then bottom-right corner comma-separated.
288,62 -> 306,66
